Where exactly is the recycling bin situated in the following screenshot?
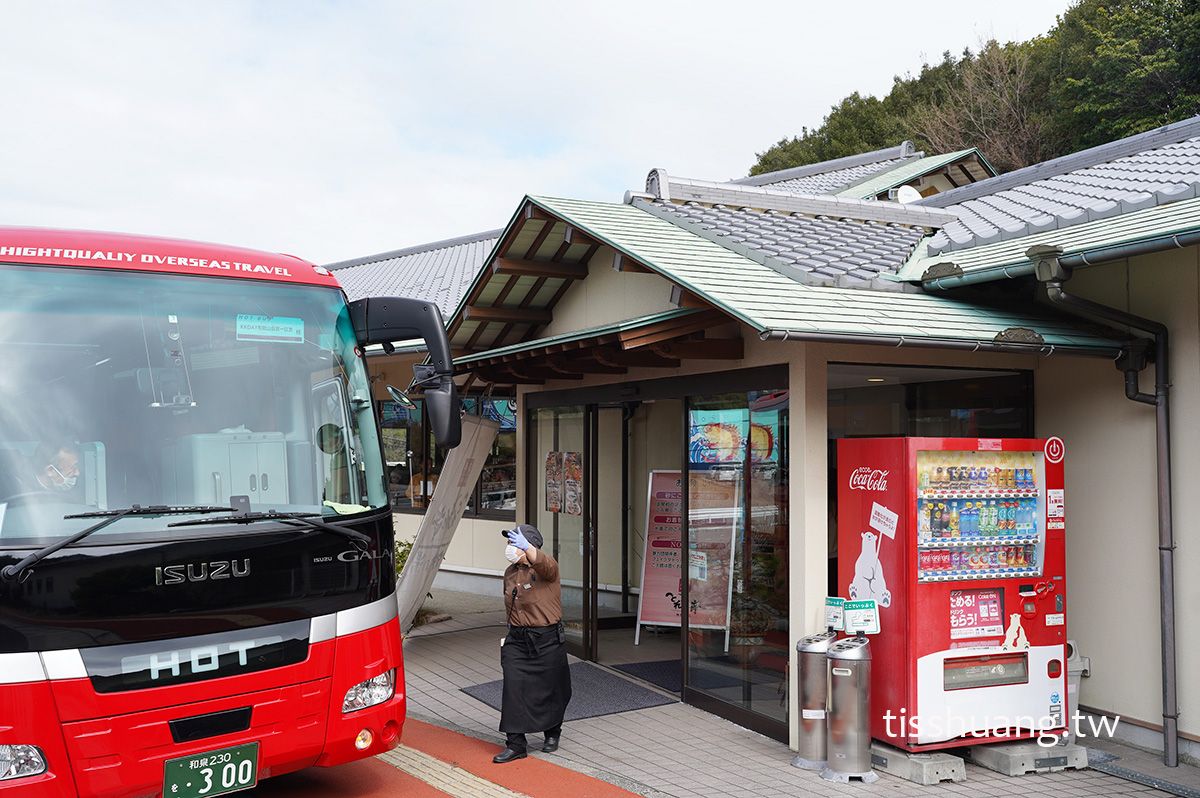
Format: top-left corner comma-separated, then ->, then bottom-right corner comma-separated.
1064,639 -> 1091,745
821,635 -> 878,783
792,631 -> 837,770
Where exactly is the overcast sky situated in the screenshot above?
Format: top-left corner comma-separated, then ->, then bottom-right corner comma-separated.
0,1 -> 1073,265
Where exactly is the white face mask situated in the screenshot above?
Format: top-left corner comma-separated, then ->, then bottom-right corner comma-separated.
504,544 -> 524,564
50,465 -> 77,492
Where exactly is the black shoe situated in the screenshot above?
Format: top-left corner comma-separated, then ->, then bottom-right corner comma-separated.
492,747 -> 527,764
542,735 -> 559,753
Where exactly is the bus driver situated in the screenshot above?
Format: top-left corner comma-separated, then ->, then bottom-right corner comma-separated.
29,438 -> 81,494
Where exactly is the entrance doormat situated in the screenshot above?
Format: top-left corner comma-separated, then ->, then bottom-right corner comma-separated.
614,660 -> 743,693
461,662 -> 675,721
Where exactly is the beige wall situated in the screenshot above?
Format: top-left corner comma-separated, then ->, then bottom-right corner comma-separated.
541,248 -> 677,338
1035,246 -> 1200,739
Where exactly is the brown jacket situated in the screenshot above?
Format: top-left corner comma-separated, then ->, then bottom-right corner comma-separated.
503,551 -> 562,628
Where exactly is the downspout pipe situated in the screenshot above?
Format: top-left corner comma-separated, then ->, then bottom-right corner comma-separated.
1028,245 -> 1179,767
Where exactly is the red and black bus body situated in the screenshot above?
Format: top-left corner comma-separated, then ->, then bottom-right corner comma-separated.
0,228 -> 458,797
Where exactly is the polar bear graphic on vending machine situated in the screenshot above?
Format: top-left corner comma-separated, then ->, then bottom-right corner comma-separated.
1002,613 -> 1029,650
848,528 -> 891,608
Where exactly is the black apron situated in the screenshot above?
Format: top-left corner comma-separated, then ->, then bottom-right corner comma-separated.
499,623 -> 572,733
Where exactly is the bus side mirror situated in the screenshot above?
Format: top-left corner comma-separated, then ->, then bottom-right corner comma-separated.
349,297 -> 462,449
419,371 -> 461,450
347,296 -> 453,373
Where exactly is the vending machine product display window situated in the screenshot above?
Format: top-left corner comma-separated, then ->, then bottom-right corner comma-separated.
916,450 -> 1045,583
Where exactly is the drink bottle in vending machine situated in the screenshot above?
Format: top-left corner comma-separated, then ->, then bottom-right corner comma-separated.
838,436 -> 1068,751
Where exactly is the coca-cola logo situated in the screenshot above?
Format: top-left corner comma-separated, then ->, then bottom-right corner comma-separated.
849,467 -> 889,491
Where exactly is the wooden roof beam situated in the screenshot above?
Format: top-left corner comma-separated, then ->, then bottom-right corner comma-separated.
548,354 -> 628,375
620,310 -> 727,349
524,204 -> 554,222
612,251 -> 653,274
563,225 -> 601,248
594,346 -> 678,369
492,257 -> 588,280
670,285 -> 714,309
476,365 -> 543,385
650,338 -> 744,360
462,305 -> 553,325
509,362 -> 582,381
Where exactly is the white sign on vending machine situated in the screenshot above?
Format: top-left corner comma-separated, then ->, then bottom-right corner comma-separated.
869,502 -> 898,539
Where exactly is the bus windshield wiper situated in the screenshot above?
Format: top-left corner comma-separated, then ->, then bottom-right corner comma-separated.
1,504 -> 234,583
167,510 -> 371,550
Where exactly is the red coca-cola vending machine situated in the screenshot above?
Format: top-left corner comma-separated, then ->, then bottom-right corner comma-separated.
837,436 -> 1068,751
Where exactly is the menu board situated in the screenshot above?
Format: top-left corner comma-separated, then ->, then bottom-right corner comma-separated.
634,471 -> 686,638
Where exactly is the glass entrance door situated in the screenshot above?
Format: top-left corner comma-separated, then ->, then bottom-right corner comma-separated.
684,388 -> 790,740
528,405 -> 593,659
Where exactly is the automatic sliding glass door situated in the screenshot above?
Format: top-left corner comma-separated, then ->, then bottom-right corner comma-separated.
684,388 -> 789,740
528,405 -> 592,659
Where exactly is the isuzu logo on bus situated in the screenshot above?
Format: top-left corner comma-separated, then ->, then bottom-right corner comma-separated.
849,467 -> 889,491
155,559 -> 250,585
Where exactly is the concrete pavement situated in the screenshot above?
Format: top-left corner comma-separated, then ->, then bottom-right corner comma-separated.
390,592 -> 1197,798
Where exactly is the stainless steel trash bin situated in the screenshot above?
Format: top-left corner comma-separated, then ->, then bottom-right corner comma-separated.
821,635 -> 878,783
792,631 -> 837,771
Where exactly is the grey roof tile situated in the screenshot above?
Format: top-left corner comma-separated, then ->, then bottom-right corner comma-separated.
921,116 -> 1200,254
326,229 -> 502,318
645,197 -> 926,290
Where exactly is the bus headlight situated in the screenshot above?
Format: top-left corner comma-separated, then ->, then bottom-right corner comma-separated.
342,670 -> 395,713
0,745 -> 47,781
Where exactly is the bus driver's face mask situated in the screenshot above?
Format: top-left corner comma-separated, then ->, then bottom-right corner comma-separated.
50,464 -> 77,492
504,545 -> 524,564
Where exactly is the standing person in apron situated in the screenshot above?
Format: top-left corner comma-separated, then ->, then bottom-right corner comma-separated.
493,524 -> 573,764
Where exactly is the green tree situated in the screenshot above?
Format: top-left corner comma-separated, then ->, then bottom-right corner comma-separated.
1053,0 -> 1200,147
750,93 -> 901,175
748,52 -> 966,175
745,0 -> 1200,179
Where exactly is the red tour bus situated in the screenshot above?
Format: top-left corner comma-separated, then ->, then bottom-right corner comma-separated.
0,227 -> 460,797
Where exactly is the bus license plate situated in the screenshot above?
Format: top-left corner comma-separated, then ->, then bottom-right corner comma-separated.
163,742 -> 259,798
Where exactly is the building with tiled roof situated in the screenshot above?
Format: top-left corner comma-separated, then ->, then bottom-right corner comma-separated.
357,120 -> 1200,769
731,142 -> 920,194
326,228 -> 502,318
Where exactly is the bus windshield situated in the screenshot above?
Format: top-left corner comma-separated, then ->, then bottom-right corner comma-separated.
0,263 -> 386,545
